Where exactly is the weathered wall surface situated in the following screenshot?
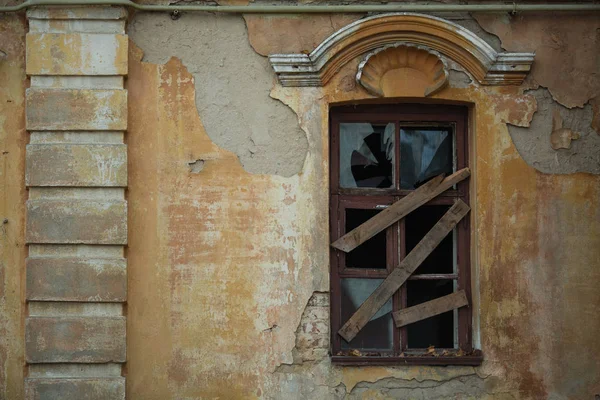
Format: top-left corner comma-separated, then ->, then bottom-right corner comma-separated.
0,11 -> 26,400
1,6 -> 598,400
126,11 -> 600,400
128,13 -> 308,177
474,12 -> 600,174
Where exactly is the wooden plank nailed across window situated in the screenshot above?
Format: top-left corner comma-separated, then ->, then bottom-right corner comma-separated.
337,199 -> 470,343
392,290 -> 469,328
331,168 -> 470,253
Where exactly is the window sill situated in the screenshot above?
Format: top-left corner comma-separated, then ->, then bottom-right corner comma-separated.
331,353 -> 483,366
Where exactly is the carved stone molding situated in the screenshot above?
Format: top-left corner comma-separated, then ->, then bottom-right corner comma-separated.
356,44 -> 448,97
269,13 -> 534,88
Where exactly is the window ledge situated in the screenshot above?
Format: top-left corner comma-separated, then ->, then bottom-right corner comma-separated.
331,354 -> 483,366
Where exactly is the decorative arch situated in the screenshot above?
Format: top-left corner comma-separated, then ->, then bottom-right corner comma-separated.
269,13 -> 534,88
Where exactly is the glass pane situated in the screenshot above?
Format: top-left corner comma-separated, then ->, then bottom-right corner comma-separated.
406,280 -> 454,349
341,278 -> 393,350
340,123 -> 395,188
405,205 -> 454,275
345,209 -> 386,269
400,128 -> 453,189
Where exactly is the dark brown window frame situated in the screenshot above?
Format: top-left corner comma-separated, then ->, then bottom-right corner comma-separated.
329,103 -> 481,366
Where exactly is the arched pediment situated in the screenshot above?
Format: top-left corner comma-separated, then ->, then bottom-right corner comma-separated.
269,13 -> 534,88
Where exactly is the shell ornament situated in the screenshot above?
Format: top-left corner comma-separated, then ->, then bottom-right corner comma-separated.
356,44 -> 449,98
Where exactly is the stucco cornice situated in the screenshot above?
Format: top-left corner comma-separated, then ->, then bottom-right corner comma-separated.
268,13 -> 535,87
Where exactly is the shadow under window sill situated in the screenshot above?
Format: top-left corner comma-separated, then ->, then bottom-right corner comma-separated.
331,350 -> 483,366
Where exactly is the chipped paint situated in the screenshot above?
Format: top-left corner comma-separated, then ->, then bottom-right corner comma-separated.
1,6 -> 599,400
125,11 -> 600,398
474,12 -> 600,108
126,42 -> 328,398
26,33 -> 128,76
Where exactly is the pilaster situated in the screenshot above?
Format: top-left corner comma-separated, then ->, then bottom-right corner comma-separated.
24,7 -> 128,400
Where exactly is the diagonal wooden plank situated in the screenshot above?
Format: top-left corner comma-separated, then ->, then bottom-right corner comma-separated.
331,168 -> 470,253
392,290 -> 469,328
337,199 -> 470,343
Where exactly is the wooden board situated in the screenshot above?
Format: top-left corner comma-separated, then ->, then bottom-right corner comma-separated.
392,290 -> 469,328
337,199 -> 470,342
331,168 -> 470,253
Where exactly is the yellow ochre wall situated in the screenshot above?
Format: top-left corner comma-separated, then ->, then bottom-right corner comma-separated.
0,7 -> 599,400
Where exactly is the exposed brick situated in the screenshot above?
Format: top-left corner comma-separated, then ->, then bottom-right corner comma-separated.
294,292 -> 331,362
26,33 -> 128,76
26,199 -> 127,244
25,377 -> 125,400
27,257 -> 126,302
301,321 -> 329,334
305,307 -> 328,321
26,144 -> 127,187
26,89 -> 127,131
307,292 -> 329,307
26,317 -> 126,363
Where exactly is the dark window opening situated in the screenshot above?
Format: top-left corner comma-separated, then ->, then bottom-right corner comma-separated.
345,209 -> 387,269
407,279 -> 454,348
406,205 -> 454,275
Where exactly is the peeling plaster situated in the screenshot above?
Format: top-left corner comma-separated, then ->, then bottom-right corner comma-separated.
508,88 -> 600,174
124,10 -> 600,400
474,12 -> 600,108
187,158 -> 204,173
128,13 -> 308,177
244,13 -> 359,56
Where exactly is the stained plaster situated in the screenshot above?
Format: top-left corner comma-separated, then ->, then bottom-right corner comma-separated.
128,12 -> 308,177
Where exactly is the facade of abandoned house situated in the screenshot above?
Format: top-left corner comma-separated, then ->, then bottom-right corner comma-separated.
1,1 -> 599,399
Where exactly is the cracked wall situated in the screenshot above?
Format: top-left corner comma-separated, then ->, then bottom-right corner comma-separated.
0,6 -> 597,400
0,7 -> 552,400
125,11 -> 600,399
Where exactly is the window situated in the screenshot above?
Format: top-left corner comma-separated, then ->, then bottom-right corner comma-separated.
330,104 -> 479,365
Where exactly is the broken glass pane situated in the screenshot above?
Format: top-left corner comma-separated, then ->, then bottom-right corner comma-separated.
340,123 -> 395,188
406,280 -> 454,349
341,278 -> 393,350
345,209 -> 386,269
400,128 -> 453,189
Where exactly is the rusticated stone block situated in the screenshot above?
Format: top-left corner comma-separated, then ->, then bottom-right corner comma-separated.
27,257 -> 126,302
26,200 -> 127,244
27,6 -> 127,20
26,144 -> 127,187
25,377 -> 125,400
26,317 -> 126,363
26,89 -> 127,131
27,33 -> 128,76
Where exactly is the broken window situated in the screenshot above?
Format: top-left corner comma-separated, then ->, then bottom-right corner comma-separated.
330,104 -> 476,364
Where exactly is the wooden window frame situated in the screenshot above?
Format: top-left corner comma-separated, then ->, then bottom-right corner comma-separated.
329,103 -> 481,366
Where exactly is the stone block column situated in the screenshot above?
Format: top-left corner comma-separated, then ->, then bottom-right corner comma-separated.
24,7 -> 128,400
